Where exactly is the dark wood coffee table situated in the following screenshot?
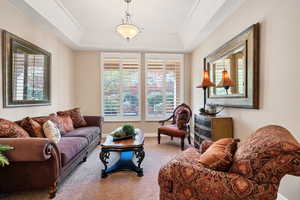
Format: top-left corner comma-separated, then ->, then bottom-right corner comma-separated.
99,128 -> 145,178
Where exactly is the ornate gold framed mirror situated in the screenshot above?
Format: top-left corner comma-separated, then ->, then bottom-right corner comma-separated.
205,23 -> 259,109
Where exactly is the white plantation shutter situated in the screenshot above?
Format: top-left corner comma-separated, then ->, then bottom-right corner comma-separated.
12,48 -> 46,101
12,50 -> 26,100
101,53 -> 141,121
145,54 -> 184,120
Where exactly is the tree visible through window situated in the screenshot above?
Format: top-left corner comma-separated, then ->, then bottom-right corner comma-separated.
101,53 -> 183,121
145,54 -> 183,120
102,53 -> 141,121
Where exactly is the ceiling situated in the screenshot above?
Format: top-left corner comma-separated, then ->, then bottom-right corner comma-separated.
10,0 -> 246,52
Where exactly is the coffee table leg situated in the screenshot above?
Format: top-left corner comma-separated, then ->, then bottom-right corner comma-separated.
135,148 -> 145,177
99,150 -> 110,178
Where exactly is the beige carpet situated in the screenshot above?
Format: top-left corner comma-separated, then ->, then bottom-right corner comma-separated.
2,137 -> 183,200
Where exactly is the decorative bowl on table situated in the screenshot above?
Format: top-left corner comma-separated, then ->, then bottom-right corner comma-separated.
111,125 -> 136,141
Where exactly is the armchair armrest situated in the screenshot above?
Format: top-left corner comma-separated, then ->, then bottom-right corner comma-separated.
0,138 -> 60,163
158,115 -> 174,126
159,160 -> 278,200
83,116 -> 103,128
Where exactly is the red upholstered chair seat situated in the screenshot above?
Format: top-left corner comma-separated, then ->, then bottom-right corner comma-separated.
158,125 -> 186,137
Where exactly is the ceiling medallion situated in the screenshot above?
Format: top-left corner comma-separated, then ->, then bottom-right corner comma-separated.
116,0 -> 140,41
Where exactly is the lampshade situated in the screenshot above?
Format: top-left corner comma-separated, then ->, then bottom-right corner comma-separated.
217,70 -> 234,89
116,24 -> 140,41
196,70 -> 215,89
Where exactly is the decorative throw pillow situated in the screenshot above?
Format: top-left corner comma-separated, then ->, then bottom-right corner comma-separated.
32,114 -> 66,134
199,140 -> 214,154
198,138 -> 240,171
59,115 -> 74,132
48,114 -> 66,133
43,120 -> 61,143
0,118 -> 30,138
57,108 -> 87,128
20,117 -> 45,138
176,109 -> 189,130
31,116 -> 50,125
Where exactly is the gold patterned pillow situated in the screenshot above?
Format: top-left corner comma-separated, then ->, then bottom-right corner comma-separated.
198,138 -> 240,171
0,118 -> 30,138
57,108 -> 87,128
20,117 -> 45,138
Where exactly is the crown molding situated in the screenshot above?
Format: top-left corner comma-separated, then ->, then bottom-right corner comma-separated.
179,0 -> 247,52
9,0 -> 82,47
9,0 -> 247,52
53,0 -> 83,31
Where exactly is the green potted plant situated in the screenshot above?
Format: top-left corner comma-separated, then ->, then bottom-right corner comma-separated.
0,144 -> 13,167
111,125 -> 136,141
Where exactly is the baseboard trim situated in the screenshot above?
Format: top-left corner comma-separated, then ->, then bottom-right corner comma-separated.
277,193 -> 288,200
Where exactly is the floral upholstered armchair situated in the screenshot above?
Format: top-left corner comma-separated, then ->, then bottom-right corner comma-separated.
158,125 -> 300,200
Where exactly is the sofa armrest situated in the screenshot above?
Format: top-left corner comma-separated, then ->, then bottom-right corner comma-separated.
84,116 -> 103,129
0,138 -> 60,163
159,160 -> 278,200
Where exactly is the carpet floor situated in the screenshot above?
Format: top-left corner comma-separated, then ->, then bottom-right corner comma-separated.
2,137 -> 183,200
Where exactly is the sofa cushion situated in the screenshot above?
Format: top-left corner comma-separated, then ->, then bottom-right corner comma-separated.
0,118 -> 30,138
57,108 -> 87,128
57,137 -> 88,166
230,125 -> 300,183
198,138 -> 240,171
43,120 -> 61,143
59,115 -> 74,133
33,114 -> 66,134
62,127 -> 100,144
20,117 -> 45,138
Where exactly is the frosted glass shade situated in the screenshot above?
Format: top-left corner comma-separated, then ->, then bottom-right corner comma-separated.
116,24 -> 140,40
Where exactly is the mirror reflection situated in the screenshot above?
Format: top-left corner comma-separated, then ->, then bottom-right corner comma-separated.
209,44 -> 246,97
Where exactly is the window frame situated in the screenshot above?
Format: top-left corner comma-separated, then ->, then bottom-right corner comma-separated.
100,52 -> 142,122
2,30 -> 51,108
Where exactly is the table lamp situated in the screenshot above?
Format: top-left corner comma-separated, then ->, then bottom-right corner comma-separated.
196,70 -> 215,114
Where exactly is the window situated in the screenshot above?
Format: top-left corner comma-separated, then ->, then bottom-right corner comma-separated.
145,54 -> 184,120
101,53 -> 141,121
2,30 -> 51,108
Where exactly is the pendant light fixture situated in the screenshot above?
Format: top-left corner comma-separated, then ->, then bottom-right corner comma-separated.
116,0 -> 140,41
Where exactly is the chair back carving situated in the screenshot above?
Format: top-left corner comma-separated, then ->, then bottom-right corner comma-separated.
172,103 -> 192,124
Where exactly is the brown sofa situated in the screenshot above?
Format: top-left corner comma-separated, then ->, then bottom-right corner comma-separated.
0,115 -> 103,198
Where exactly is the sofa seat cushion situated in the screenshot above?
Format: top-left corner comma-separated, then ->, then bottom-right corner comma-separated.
57,137 -> 88,166
62,127 -> 100,144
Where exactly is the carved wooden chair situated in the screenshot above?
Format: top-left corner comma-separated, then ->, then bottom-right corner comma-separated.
157,103 -> 192,150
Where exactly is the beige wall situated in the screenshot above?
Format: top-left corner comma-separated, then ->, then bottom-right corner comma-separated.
0,0 -> 76,121
74,51 -> 191,134
191,0 -> 300,198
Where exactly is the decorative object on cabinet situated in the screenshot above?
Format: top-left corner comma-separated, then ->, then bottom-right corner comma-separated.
2,30 -> 51,108
205,23 -> 259,109
193,114 -> 233,149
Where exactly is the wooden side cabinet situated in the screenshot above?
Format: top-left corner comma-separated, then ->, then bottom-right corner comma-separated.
194,114 -> 233,149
